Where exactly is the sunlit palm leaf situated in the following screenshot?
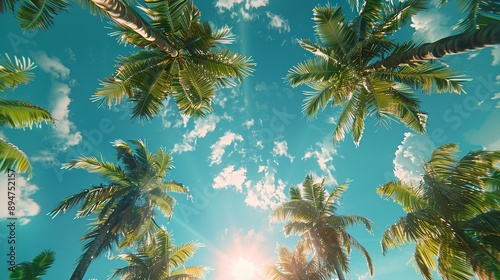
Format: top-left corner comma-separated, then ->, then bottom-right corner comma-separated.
377,0 -> 427,35
16,0 -> 68,30
0,54 -> 36,91
0,138 -> 32,177
377,180 -> 426,212
0,98 -> 54,128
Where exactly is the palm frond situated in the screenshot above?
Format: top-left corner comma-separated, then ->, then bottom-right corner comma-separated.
16,0 -> 68,30
313,4 -> 354,53
377,180 -> 426,212
171,63 -> 214,117
377,0 -> 427,35
47,184 -> 120,218
0,54 -> 36,91
355,0 -> 383,41
0,138 -> 32,177
189,49 -> 254,83
0,98 -> 54,128
62,156 -> 132,186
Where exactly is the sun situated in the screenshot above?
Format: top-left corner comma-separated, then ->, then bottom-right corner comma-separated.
231,257 -> 258,280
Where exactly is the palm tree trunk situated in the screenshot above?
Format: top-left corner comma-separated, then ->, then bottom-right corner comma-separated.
371,24 -> 500,69
332,258 -> 346,280
90,0 -> 178,56
70,220 -> 114,280
70,194 -> 135,280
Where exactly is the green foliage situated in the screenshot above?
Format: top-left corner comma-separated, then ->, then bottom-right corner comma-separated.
287,1 -> 470,145
16,0 -> 68,30
94,0 -> 254,120
110,228 -> 208,279
48,139 -> 190,279
0,54 -> 54,178
378,144 -> 500,279
9,250 -> 55,280
270,174 -> 374,279
0,54 -> 35,91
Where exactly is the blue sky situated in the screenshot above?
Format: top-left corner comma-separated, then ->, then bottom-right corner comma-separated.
1,0 -> 499,279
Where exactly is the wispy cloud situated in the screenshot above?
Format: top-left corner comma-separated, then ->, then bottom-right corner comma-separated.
266,12 -> 291,33
272,140 -> 294,163
393,133 -> 435,183
173,114 -> 221,154
0,175 -> 40,225
243,119 -> 254,129
244,165 -> 287,210
301,136 -> 337,185
215,0 -> 243,11
492,46 -> 500,66
50,81 -> 82,150
216,0 -> 270,21
210,131 -> 244,165
32,51 -> 82,151
213,165 -> 247,192
411,9 -> 451,42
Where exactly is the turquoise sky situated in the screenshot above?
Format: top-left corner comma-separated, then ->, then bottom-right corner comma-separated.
1,0 -> 499,279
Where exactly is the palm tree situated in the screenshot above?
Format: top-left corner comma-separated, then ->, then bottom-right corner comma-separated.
378,143 -> 500,279
288,0 -> 473,145
0,54 -> 54,177
263,243 -> 330,280
269,174 -> 374,280
48,139 -> 190,280
91,0 -> 254,120
110,227 -> 208,279
9,250 -> 55,280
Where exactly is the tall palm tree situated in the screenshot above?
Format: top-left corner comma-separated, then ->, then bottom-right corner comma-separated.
288,0 -> 472,145
48,139 -> 190,280
0,54 -> 54,177
377,143 -> 500,279
269,174 -> 374,280
263,243 -> 331,280
9,250 -> 56,280
110,227 -> 208,279
91,0 -> 254,120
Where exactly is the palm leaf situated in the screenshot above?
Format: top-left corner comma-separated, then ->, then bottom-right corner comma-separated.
0,138 -> 32,177
62,156 -> 132,186
377,0 -> 427,35
0,54 -> 36,91
0,98 -> 54,128
377,180 -> 426,212
313,4 -> 354,53
16,0 -> 68,30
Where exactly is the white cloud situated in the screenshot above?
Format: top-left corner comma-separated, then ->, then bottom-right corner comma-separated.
266,12 -> 291,33
467,52 -> 479,60
173,114 -> 221,153
243,119 -> 254,129
0,175 -> 40,225
210,131 -> 244,165
411,9 -> 451,42
239,8 -> 254,20
215,0 -> 243,11
213,165 -> 247,192
32,51 -> 70,80
244,166 -> 287,210
245,0 -> 268,10
492,92 -> 500,108
301,137 -> 337,185
326,117 -> 336,124
492,46 -> 500,66
393,133 -> 436,184
464,110 -> 500,150
50,82 -> 82,150
272,140 -> 294,163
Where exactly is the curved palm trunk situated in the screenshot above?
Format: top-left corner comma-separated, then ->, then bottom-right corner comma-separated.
91,0 -> 178,56
371,24 -> 500,69
332,258 -> 346,280
70,194 -> 135,280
